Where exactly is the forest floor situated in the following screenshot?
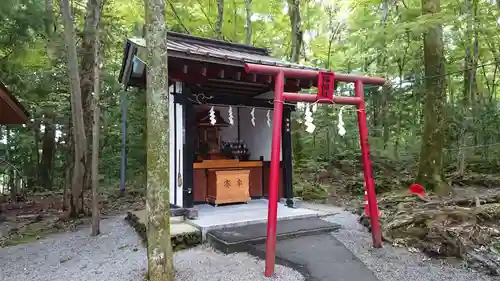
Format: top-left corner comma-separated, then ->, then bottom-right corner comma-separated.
0,203 -> 496,281
322,171 -> 500,276
0,189 -> 145,247
0,214 -> 304,281
296,153 -> 500,276
1,159 -> 499,280
321,204 -> 496,281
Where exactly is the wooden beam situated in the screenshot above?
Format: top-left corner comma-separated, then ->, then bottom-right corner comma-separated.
207,78 -> 269,88
250,73 -> 257,82
197,84 -> 265,95
174,93 -> 295,110
171,60 -> 274,86
169,71 -> 208,84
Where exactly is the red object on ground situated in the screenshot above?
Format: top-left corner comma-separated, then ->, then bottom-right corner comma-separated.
409,184 -> 425,197
244,63 -> 386,277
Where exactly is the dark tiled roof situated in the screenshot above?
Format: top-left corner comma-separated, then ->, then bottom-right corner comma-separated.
0,81 -> 30,124
128,31 -> 324,71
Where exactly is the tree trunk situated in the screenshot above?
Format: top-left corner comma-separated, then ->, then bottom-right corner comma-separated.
457,0 -> 479,176
45,0 -> 57,60
244,0 -> 252,45
144,0 -> 174,279
5,126 -> 15,201
91,0 -> 102,237
61,0 -> 88,217
416,0 -> 450,196
31,120 -> 41,190
216,0 -> 224,39
62,110 -> 73,211
81,0 -> 101,194
9,170 -> 16,202
393,62 -> 406,158
287,0 -> 302,62
375,0 -> 389,140
232,0 -> 237,40
42,1 -> 57,192
63,141 -> 73,211
39,118 -> 56,190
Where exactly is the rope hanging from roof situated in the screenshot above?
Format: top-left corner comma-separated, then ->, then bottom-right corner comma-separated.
338,106 -> 346,136
304,103 -> 315,133
209,106 -> 216,125
250,108 -> 256,127
228,106 -> 234,125
266,110 -> 271,127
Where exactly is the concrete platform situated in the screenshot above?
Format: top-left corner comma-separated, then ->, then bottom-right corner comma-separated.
186,199 -> 330,238
207,217 -> 341,254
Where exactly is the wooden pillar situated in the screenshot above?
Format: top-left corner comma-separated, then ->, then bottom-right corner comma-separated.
182,88 -> 195,208
281,107 -> 293,205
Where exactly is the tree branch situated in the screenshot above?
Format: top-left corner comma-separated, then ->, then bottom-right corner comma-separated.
166,0 -> 190,33
194,0 -> 218,35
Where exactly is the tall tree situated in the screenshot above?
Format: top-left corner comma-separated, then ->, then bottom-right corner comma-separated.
416,0 -> 450,195
287,0 -> 302,62
244,0 -> 252,45
44,0 -> 56,60
144,0 -> 174,279
39,117 -> 55,190
457,0 -> 479,176
61,0 -> 88,217
81,0 -> 102,193
91,0 -> 102,237
216,0 -> 224,39
38,0 -> 57,191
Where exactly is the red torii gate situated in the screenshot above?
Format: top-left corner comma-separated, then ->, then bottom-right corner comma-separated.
244,63 -> 386,277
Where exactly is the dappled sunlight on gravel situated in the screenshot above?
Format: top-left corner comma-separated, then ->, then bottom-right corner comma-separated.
0,215 -> 304,281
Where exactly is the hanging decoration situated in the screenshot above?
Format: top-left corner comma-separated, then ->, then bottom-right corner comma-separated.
250,107 -> 256,127
337,106 -> 346,136
304,103 -> 316,133
266,110 -> 271,127
312,103 -> 318,113
228,106 -> 234,125
209,106 -> 216,125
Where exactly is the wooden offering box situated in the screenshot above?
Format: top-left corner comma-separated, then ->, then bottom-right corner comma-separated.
207,169 -> 250,205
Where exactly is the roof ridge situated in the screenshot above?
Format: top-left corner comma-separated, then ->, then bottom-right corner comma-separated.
166,31 -> 269,56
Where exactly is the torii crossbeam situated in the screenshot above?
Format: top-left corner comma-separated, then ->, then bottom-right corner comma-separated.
244,63 -> 386,277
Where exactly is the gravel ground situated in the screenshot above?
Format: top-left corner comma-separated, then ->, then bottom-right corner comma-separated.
175,246 -> 304,281
0,216 -> 304,281
2,206 -> 493,281
323,208 -> 496,281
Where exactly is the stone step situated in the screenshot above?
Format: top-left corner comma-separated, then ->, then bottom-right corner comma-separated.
171,215 -> 185,224
128,210 -> 185,225
125,211 -> 201,251
206,217 -> 341,254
